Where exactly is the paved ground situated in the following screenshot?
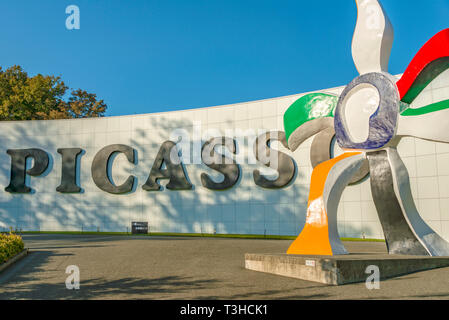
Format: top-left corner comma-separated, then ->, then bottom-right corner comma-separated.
1,234 -> 449,299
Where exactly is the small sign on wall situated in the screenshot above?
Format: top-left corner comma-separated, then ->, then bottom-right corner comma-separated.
305,260 -> 316,267
131,222 -> 148,234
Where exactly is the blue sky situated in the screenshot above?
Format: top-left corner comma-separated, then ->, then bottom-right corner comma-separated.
0,0 -> 448,116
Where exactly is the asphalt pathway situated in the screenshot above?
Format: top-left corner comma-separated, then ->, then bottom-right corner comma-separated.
0,234 -> 449,299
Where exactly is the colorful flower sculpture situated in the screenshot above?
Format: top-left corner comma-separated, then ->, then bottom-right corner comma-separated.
284,0 -> 449,256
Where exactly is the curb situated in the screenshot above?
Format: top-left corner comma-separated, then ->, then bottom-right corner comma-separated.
0,249 -> 29,273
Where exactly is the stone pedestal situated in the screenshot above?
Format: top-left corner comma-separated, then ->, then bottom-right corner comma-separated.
245,253 -> 449,285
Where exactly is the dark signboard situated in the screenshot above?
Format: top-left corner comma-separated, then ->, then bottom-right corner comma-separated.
131,222 -> 148,234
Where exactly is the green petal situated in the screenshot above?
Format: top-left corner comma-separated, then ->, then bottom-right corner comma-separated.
283,93 -> 338,142
400,99 -> 449,116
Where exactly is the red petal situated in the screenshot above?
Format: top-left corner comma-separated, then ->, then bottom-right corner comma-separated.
397,29 -> 449,104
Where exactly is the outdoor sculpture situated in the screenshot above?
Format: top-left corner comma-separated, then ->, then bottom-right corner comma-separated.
285,0 -> 449,256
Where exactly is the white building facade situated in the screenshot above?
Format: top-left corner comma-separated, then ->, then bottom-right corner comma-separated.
0,70 -> 449,241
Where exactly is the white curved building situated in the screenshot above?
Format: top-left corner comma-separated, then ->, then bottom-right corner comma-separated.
0,70 -> 449,241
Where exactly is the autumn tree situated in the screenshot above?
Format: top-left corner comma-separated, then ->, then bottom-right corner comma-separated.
0,65 -> 107,120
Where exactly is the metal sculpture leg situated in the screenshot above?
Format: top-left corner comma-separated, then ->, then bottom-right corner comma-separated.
368,148 -> 449,256
287,152 -> 364,256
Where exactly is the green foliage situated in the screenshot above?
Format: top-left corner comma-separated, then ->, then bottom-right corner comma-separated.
0,232 -> 25,264
0,65 -> 107,120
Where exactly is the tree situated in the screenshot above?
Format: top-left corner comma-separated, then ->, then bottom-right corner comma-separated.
0,65 -> 107,120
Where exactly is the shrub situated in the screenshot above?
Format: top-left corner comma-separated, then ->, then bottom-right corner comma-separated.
0,232 -> 24,264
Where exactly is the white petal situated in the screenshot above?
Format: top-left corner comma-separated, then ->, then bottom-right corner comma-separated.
342,83 -> 380,143
352,0 -> 394,74
397,109 -> 449,143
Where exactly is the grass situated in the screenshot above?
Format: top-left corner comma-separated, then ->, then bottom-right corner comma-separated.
19,230 -> 385,242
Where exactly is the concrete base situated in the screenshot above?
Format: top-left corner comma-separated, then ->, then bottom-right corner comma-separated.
245,253 -> 449,285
